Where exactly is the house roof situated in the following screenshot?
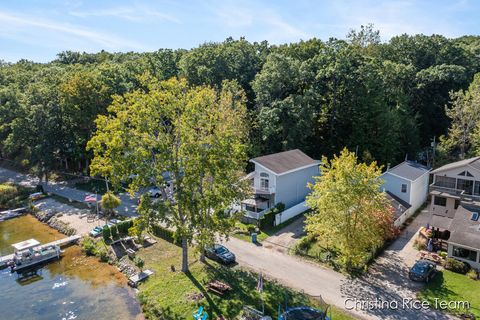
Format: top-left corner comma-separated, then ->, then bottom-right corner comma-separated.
250,149 -> 318,175
12,238 -> 40,251
385,161 -> 430,181
386,191 -> 411,220
431,156 -> 480,174
448,205 -> 480,250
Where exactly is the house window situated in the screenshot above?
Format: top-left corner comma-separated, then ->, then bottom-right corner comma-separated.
401,184 -> 407,193
452,246 -> 478,262
459,171 -> 466,176
434,196 -> 447,207
260,178 -> 269,190
457,178 -> 474,195
260,172 -> 269,178
435,176 -> 456,189
474,181 -> 480,196
467,171 -> 474,177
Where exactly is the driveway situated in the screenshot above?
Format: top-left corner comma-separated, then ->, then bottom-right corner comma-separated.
263,215 -> 306,253
225,209 -> 453,320
0,166 -> 139,217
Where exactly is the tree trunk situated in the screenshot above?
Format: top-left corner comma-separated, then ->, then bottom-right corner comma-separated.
181,236 -> 189,273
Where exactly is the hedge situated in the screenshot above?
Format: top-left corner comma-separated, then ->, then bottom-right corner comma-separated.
151,224 -> 179,244
259,202 -> 285,231
444,257 -> 471,274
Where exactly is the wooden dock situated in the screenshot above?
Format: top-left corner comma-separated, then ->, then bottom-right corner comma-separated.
0,235 -> 81,268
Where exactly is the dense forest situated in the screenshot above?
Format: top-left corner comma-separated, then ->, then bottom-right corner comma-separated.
1,26 -> 479,179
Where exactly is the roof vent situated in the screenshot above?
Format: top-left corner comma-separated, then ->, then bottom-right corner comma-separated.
472,212 -> 479,221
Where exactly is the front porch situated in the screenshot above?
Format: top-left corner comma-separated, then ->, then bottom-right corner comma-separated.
241,197 -> 271,220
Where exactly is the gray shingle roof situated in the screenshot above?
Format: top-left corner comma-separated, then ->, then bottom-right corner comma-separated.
448,205 -> 480,250
251,149 -> 318,175
386,161 -> 430,181
431,156 -> 480,174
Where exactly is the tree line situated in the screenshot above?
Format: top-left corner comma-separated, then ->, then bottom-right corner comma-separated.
1,26 -> 480,181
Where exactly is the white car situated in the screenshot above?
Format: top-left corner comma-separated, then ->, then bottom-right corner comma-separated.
148,187 -> 162,198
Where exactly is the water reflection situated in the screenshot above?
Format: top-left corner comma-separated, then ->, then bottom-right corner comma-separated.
0,215 -> 143,320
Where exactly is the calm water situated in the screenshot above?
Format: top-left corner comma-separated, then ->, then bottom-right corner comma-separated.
0,215 -> 143,320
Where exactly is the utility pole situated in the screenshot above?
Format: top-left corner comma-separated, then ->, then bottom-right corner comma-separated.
431,136 -> 436,168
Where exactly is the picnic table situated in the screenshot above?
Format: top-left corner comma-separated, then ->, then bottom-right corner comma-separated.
418,250 -> 442,264
206,280 -> 231,295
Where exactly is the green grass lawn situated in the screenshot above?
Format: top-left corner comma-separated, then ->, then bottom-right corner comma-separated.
418,269 -> 480,318
233,214 -> 305,243
135,236 -> 356,320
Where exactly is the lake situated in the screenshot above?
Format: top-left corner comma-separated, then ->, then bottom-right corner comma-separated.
0,215 -> 143,320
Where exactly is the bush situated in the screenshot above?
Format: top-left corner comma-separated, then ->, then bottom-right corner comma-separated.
102,226 -> 111,241
259,202 -> 285,231
467,269 -> 478,280
413,237 -> 427,250
444,258 -> 471,274
110,225 -> 118,238
438,251 -> 447,259
117,220 -> 133,235
81,236 -> 97,256
151,224 -> 177,244
97,246 -> 109,262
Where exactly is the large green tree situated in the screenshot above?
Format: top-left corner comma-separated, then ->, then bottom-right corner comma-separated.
87,77 -> 249,272
305,148 -> 395,270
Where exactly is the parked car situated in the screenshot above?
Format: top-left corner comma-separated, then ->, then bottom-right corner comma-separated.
409,259 -> 437,282
89,226 -> 104,237
28,192 -> 44,201
148,186 -> 162,198
204,244 -> 236,265
108,219 -> 119,225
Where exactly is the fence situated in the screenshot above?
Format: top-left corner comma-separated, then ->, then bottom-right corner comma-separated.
274,201 -> 308,226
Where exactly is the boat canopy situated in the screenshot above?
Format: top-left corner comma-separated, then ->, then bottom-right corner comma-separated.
12,239 -> 40,252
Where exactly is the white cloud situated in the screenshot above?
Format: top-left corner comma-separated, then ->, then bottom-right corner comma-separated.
0,10 -> 147,51
212,1 -> 310,43
70,5 -> 180,24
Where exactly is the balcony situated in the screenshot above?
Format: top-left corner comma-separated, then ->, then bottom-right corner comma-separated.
243,208 -> 269,220
253,186 -> 276,195
429,183 -> 480,202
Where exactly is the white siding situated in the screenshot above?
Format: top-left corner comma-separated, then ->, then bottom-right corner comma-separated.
409,172 -> 429,213
381,172 -> 411,205
275,165 -> 319,208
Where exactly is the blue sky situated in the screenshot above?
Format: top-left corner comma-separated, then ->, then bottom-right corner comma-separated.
0,0 -> 479,62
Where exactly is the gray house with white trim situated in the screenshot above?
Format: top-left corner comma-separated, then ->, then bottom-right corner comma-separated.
381,161 -> 431,226
241,149 -> 320,220
428,157 -> 480,269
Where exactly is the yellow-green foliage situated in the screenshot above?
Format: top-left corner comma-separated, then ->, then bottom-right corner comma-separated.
306,148 -> 395,270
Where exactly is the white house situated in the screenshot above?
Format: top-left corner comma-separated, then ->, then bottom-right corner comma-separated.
240,149 -> 320,220
381,161 -> 430,226
428,156 -> 480,269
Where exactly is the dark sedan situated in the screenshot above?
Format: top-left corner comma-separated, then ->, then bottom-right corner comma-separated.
409,259 -> 437,283
205,244 -> 236,265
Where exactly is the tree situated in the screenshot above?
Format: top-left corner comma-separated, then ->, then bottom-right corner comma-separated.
441,72 -> 480,159
87,77 -> 249,272
135,257 -> 145,272
305,148 -> 395,270
100,191 -> 121,220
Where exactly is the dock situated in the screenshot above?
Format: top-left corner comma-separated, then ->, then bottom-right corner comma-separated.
0,235 -> 81,268
128,269 -> 154,287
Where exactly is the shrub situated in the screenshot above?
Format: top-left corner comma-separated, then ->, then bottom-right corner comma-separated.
151,224 -> 177,244
259,202 -> 285,231
117,220 -> 133,235
102,226 -> 111,241
438,251 -> 447,259
413,237 -> 427,250
110,225 -> 118,238
81,236 -> 97,256
444,258 -> 471,274
97,246 -> 109,262
467,269 -> 478,280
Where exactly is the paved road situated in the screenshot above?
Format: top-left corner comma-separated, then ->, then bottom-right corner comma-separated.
225,210 -> 454,320
0,166 -> 138,217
